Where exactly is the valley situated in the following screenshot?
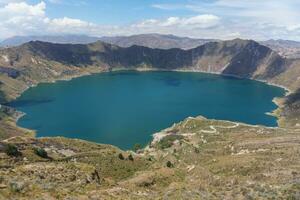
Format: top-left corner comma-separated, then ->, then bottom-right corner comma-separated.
0,38 -> 299,199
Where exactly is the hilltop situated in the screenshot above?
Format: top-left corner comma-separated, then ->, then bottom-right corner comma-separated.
0,35 -> 101,47
100,34 -> 217,50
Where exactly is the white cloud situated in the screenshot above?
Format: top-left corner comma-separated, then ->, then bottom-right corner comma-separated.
152,0 -> 300,41
0,1 -> 299,41
3,1 -> 45,16
151,4 -> 184,10
47,17 -> 96,34
133,15 -> 220,29
0,1 -> 96,38
50,17 -> 92,28
0,1 -> 223,40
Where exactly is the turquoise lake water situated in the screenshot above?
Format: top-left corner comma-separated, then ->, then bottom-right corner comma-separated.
10,71 -> 285,149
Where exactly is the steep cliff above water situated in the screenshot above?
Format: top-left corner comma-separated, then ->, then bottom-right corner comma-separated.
0,39 -> 299,199
0,38 -> 299,128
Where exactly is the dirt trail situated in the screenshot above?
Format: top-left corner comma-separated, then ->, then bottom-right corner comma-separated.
200,122 -> 240,134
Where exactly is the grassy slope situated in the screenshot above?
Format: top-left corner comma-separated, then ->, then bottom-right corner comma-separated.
0,106 -> 33,140
0,116 -> 299,199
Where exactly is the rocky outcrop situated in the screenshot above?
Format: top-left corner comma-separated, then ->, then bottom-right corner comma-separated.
280,89 -> 300,126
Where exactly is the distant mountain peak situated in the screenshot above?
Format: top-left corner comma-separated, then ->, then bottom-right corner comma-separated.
2,34 -> 300,59
0,35 -> 101,47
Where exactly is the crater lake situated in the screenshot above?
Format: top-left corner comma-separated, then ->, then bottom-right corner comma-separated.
10,71 -> 285,149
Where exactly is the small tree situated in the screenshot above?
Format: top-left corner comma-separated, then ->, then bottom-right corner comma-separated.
133,143 -> 142,152
118,153 -> 124,160
166,161 -> 174,168
5,144 -> 21,157
33,147 -> 48,158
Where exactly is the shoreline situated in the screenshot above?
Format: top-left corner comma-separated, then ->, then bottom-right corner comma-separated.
8,66 -> 291,104
136,67 -> 291,94
137,67 -> 291,127
5,66 -> 292,141
4,67 -> 109,105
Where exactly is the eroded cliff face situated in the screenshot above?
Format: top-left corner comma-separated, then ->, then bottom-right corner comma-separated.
279,88 -> 300,126
0,39 -> 293,93
222,41 -> 286,79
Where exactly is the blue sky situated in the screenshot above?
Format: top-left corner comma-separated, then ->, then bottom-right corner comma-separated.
0,0 -> 300,41
44,0 -> 193,25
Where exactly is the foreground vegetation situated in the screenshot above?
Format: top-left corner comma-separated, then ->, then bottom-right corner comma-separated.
0,116 -> 299,199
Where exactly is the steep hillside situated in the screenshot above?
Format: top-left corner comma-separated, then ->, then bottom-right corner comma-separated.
279,89 -> 300,127
0,116 -> 299,199
0,39 -> 299,199
261,39 -> 300,59
0,39 -> 299,128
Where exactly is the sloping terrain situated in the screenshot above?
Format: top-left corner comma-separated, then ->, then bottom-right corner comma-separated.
262,39 -> 300,59
0,116 -> 299,199
0,38 -> 299,129
3,34 -> 300,59
0,38 -> 299,199
0,39 -> 294,98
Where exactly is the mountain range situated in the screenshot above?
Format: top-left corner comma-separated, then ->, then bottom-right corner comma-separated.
0,34 -> 216,49
2,34 -> 300,59
261,39 -> 300,59
0,35 -> 100,47
100,34 -> 217,50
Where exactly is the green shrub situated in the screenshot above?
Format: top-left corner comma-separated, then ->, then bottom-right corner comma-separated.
118,153 -> 125,160
158,135 -> 184,149
10,181 -> 25,193
166,161 -> 174,168
128,154 -> 134,161
33,147 -> 48,158
4,144 -> 21,157
133,143 -> 142,152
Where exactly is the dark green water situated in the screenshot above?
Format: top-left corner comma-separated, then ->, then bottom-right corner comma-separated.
10,71 -> 285,149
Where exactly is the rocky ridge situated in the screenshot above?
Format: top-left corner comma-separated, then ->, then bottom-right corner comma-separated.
0,38 -> 299,129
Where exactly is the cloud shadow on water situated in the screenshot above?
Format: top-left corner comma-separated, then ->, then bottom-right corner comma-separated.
7,98 -> 55,108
